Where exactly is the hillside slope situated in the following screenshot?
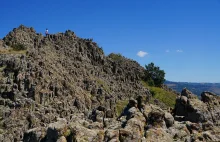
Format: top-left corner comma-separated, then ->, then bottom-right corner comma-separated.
0,25 -> 150,140
0,25 -> 219,142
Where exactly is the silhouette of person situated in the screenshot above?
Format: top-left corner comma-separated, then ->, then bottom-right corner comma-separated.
45,28 -> 49,37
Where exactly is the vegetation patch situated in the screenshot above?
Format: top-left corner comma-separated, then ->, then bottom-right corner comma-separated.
0,66 -> 6,72
63,129 -> 71,137
11,43 -> 27,51
0,48 -> 27,54
141,80 -> 176,108
141,80 -> 148,88
96,78 -> 111,94
149,86 -> 176,108
108,53 -> 123,61
116,100 -> 129,116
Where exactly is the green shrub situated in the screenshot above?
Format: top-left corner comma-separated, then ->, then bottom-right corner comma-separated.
143,62 -> 165,87
108,53 -> 123,61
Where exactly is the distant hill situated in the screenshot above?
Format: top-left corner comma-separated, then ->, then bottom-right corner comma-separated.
164,80 -> 220,96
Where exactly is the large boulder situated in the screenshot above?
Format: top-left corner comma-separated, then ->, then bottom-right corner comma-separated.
143,104 -> 166,128
201,91 -> 220,124
164,112 -> 174,127
174,89 -> 215,123
119,106 -> 146,141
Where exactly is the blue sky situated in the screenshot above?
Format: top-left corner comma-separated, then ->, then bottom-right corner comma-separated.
0,0 -> 220,82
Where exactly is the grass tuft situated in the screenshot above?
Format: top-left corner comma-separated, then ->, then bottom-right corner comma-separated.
0,48 -> 27,54
116,100 -> 129,116
149,86 -> 176,108
141,80 -> 176,108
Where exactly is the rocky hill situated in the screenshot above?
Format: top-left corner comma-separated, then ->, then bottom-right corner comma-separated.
0,25 -> 219,142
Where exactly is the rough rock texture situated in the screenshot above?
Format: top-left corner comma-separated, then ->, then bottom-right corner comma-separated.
174,88 -> 220,124
0,25 -> 220,142
0,25 -> 149,141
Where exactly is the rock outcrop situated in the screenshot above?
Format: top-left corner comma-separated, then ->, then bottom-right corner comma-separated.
174,88 -> 220,124
0,25 -> 220,142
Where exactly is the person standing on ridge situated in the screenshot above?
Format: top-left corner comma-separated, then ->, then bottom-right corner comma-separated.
45,28 -> 49,37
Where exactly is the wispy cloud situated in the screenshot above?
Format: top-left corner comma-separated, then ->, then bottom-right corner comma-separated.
176,50 -> 183,53
166,50 -> 170,53
137,51 -> 148,57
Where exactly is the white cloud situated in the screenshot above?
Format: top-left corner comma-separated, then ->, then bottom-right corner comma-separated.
166,50 -> 170,53
176,50 -> 183,53
137,51 -> 148,57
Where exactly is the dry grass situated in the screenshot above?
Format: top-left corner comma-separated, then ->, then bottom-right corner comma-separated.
0,48 -> 27,54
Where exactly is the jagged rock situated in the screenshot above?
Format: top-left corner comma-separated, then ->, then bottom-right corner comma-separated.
23,127 -> 47,142
143,104 -> 166,128
174,89 -> 219,123
167,122 -> 190,141
181,88 -> 197,99
118,105 -> 146,142
202,131 -> 220,142
186,121 -> 202,133
201,91 -> 220,124
46,118 -> 67,141
69,122 -> 104,142
145,128 -> 173,142
106,109 -> 114,118
202,121 -> 214,131
201,91 -> 219,104
104,130 -> 119,142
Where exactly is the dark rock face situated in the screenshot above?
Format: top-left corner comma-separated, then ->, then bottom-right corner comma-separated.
173,88 -> 220,141
174,88 -> 220,124
174,88 -> 211,123
0,25 -> 219,142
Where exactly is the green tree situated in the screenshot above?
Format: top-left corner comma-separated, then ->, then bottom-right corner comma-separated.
144,62 -> 165,87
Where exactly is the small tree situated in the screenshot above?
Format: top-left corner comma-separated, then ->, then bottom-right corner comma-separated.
144,62 -> 165,87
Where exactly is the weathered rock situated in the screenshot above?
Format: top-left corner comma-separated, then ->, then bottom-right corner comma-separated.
145,128 -> 173,142
118,106 -> 146,142
70,122 -> 104,142
164,112 -> 174,127
46,118 -> 67,141
167,121 -> 190,141
23,127 -> 47,142
174,89 -> 220,124
143,104 -> 166,128
181,88 -> 197,99
56,136 -> 67,142
104,130 -> 119,142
